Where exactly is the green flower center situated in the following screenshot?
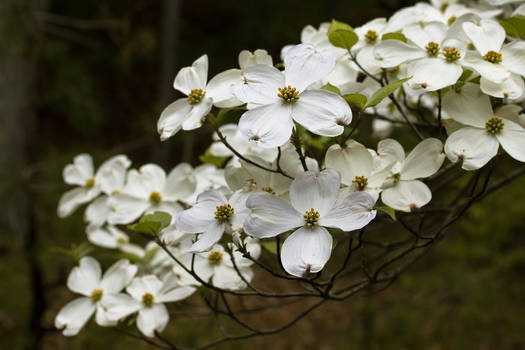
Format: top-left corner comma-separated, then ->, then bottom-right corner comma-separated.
278,85 -> 300,103
425,42 -> 440,57
149,191 -> 162,204
485,117 -> 504,134
84,177 -> 96,189
208,251 -> 223,265
447,16 -> 456,26
90,288 -> 104,302
261,187 -> 276,195
392,173 -> 401,183
483,51 -> 502,64
440,2 -> 449,12
187,88 -> 206,104
142,293 -> 154,307
364,30 -> 378,44
304,208 -> 320,228
214,204 -> 234,222
443,47 -> 461,62
116,237 -> 128,244
352,176 -> 368,191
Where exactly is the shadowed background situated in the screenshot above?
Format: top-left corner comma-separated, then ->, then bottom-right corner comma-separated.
1,0 -> 524,349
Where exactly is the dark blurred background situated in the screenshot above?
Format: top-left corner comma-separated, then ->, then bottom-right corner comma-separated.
1,0 -> 524,349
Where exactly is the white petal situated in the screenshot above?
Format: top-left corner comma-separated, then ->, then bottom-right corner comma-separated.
462,52 -> 510,84
157,285 -> 196,303
181,97 -> 213,131
444,127 -> 499,170
290,170 -> 340,216
462,19 -> 505,55
401,138 -> 445,180
496,119 -> 525,162
67,256 -> 101,296
157,98 -> 192,141
281,226 -> 333,277
402,21 -> 447,50
63,154 -> 94,185
442,82 -> 493,128
187,221 -> 226,252
86,225 -> 122,248
502,41 -> 525,77
239,49 -> 273,69
96,154 -> 131,194
100,259 -> 138,294
176,190 -> 225,233
102,294 -> 142,321
58,187 -> 100,218
212,265 -> 253,290
381,180 -> 432,212
319,192 -> 377,231
481,74 -> 525,100
374,40 -> 425,68
291,90 -> 351,136
163,163 -> 197,201
173,54 -> 208,95
137,304 -> 169,337
407,58 -> 462,91
232,64 -> 284,107
324,140 -> 374,187
55,297 -> 95,336
127,275 -> 163,300
95,304 -> 117,327
107,194 -> 150,225
377,138 -> 405,165
244,192 -> 303,238
238,102 -> 294,148
84,196 -> 110,227
284,43 -> 335,92
206,68 -> 243,108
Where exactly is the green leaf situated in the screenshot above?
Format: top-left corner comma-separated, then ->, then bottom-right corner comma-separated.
364,77 -> 411,108
343,93 -> 367,110
321,82 -> 341,95
328,19 -> 358,50
500,15 -> 525,39
127,211 -> 172,235
381,32 -> 407,43
199,148 -> 226,167
261,240 -> 277,254
376,206 -> 396,221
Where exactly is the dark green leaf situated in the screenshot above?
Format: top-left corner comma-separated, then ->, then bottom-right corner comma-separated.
364,77 -> 411,108
127,211 -> 172,235
328,19 -> 358,50
343,93 -> 367,110
376,206 -> 396,221
381,32 -> 407,43
321,82 -> 341,95
500,15 -> 525,39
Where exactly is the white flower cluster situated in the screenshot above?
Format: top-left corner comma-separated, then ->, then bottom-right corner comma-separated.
55,0 -> 525,341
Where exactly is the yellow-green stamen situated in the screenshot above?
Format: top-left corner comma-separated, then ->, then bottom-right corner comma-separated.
261,187 -> 276,195
214,204 -> 234,222
426,42 -> 440,57
365,30 -> 378,44
187,88 -> 206,104
208,251 -> 223,265
277,85 -> 299,103
90,288 -> 104,302
483,51 -> 502,64
485,117 -> 504,134
84,177 -> 96,189
352,176 -> 368,191
142,293 -> 154,307
443,47 -> 461,62
303,208 -> 320,228
149,191 -> 162,204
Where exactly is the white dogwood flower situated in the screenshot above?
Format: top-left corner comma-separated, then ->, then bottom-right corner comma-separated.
233,43 -> 351,148
58,154 -> 131,218
443,83 -> 525,170
55,257 -> 137,336
102,274 -> 195,337
243,170 -> 376,277
379,138 -> 445,212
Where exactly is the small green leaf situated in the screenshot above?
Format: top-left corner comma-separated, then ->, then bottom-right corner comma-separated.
261,240 -> 277,254
376,206 -> 396,221
127,211 -> 172,235
343,93 -> 367,110
500,15 -> 525,39
364,77 -> 411,108
381,32 -> 407,43
199,148 -> 226,167
328,19 -> 359,50
321,82 -> 341,95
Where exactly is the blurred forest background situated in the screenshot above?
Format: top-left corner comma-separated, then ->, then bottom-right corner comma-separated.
1,0 -> 524,349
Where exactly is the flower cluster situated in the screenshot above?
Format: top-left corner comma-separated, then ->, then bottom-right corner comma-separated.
55,0 -> 525,343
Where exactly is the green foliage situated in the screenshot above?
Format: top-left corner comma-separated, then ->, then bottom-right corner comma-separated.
364,77 -> 411,108
51,242 -> 94,261
199,148 -> 227,167
381,32 -> 407,42
343,93 -> 367,111
500,15 -> 525,39
328,19 -> 358,50
127,211 -> 172,235
375,206 -> 396,221
321,82 -> 341,95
